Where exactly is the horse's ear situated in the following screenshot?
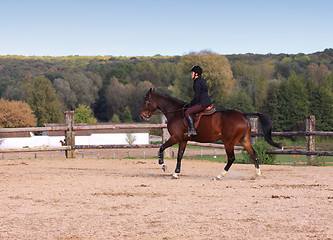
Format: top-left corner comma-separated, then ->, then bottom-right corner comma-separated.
148,88 -> 155,94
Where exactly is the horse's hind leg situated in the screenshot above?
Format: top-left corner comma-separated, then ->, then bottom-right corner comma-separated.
172,140 -> 187,179
215,146 -> 236,180
240,139 -> 261,178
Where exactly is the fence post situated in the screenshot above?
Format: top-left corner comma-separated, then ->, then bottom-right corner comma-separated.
161,113 -> 171,158
306,115 -> 315,165
65,111 -> 76,158
249,118 -> 258,145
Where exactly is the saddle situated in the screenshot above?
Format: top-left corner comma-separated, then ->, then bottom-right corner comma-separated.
183,105 -> 216,129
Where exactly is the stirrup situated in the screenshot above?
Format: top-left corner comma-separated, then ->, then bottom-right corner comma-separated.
184,129 -> 197,136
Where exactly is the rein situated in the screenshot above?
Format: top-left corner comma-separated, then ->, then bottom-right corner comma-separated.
152,105 -> 187,115
142,92 -> 188,119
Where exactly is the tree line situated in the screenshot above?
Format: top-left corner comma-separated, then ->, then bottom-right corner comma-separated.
0,49 -> 333,131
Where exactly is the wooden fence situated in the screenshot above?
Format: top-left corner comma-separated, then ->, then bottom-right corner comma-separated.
250,115 -> 333,165
1,112 -> 332,164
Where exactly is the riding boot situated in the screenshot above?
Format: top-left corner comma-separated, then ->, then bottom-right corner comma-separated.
184,116 -> 197,136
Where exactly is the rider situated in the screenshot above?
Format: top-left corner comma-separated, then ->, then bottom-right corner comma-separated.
184,65 -> 212,136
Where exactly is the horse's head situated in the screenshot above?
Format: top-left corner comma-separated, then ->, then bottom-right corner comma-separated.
140,88 -> 158,121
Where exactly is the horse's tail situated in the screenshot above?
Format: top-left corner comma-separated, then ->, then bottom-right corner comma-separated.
243,112 -> 282,149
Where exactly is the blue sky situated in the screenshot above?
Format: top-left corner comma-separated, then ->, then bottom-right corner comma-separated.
1,0 -> 332,56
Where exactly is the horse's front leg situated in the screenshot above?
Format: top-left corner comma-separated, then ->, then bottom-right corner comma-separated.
158,136 -> 178,172
172,141 -> 187,179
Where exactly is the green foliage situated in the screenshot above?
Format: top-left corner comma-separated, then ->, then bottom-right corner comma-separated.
308,87 -> 333,131
175,50 -> 234,106
74,104 -> 97,124
219,92 -> 255,112
122,106 -> 133,123
24,76 -> 62,126
0,50 -> 332,135
260,81 -> 281,127
240,139 -> 277,165
126,133 -> 136,145
277,72 -> 310,131
275,57 -> 305,78
111,114 -> 121,123
63,72 -> 102,107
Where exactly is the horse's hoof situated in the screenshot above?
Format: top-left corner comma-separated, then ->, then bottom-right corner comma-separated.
252,168 -> 261,179
251,174 -> 261,180
161,164 -> 166,172
171,173 -> 179,179
253,174 -> 260,180
213,176 -> 222,181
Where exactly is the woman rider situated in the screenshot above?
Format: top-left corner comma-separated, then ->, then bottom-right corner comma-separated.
184,65 -> 212,136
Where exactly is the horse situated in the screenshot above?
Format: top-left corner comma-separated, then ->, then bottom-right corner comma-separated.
140,88 -> 281,179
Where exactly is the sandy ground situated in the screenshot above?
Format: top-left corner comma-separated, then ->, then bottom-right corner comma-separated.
0,147 -> 226,160
0,156 -> 332,240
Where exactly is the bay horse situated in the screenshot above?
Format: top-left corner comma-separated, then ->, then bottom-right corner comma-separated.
140,88 -> 281,179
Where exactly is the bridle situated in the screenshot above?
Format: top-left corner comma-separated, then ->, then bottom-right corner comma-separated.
141,94 -> 189,121
140,95 -> 155,121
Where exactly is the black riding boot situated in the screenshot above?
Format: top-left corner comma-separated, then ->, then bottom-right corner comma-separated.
185,116 -> 197,136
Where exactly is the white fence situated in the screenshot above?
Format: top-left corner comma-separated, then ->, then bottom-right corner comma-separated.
0,133 -> 149,149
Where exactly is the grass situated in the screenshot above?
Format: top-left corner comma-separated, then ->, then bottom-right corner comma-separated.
189,153 -> 333,166
169,143 -> 333,166
151,138 -> 333,166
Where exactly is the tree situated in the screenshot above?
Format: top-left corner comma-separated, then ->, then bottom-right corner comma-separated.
128,81 -> 154,122
275,57 -> 304,79
122,106 -> 133,123
74,104 -> 97,124
63,72 -> 102,107
134,61 -> 162,86
308,87 -> 333,131
231,62 -> 269,110
253,76 -> 268,110
261,81 -> 281,129
0,98 -> 37,127
320,74 -> 333,91
276,72 -> 309,131
157,62 -> 178,86
111,114 -> 121,123
53,78 -> 77,110
24,76 -> 62,126
175,50 -> 234,109
220,92 -> 254,113
306,63 -> 331,83
105,76 -> 132,121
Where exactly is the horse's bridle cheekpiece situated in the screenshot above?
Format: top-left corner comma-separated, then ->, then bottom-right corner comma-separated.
140,94 -> 154,121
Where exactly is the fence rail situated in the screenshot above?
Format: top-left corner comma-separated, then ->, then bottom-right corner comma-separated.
0,146 -> 70,153
1,113 -> 332,165
0,126 -> 69,133
72,144 -> 161,149
270,131 -> 333,136
265,150 -> 333,156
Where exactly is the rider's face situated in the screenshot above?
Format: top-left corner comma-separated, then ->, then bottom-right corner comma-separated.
191,71 -> 197,79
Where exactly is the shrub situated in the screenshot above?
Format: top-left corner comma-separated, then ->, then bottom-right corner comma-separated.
0,98 -> 37,127
239,139 -> 277,165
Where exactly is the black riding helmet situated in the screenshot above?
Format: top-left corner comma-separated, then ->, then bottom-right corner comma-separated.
190,65 -> 202,75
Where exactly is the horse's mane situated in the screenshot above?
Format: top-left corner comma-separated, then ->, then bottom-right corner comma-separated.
153,91 -> 187,106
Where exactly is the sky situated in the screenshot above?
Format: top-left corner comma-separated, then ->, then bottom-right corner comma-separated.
1,0 -> 332,57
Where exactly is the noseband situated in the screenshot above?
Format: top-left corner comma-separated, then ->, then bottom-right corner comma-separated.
141,95 -> 155,120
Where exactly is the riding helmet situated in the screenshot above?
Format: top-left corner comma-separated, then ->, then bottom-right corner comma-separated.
190,65 -> 202,75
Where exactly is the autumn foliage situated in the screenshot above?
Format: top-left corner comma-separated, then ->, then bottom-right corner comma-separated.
0,99 -> 37,127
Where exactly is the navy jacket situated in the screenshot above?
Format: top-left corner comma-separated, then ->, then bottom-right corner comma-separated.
189,77 -> 212,107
